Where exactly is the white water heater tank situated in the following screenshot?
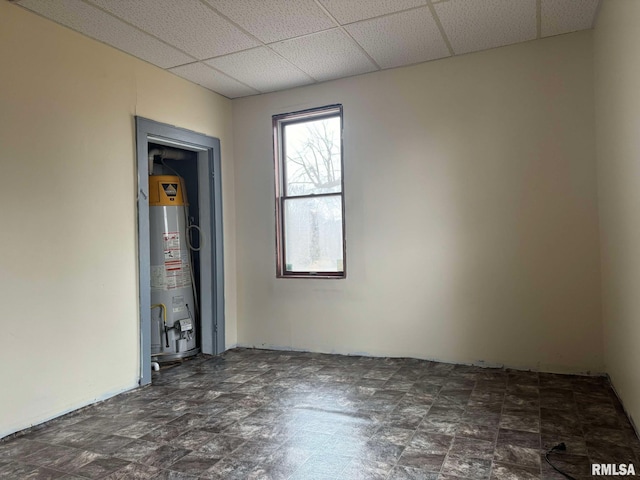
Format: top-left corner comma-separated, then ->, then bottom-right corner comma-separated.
149,175 -> 198,361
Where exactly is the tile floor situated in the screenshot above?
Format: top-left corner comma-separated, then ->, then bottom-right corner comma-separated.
1,348 -> 639,479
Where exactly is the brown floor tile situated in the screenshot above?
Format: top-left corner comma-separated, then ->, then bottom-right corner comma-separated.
1,349 -> 639,480
448,436 -> 494,460
500,413 -> 540,433
388,465 -> 439,480
455,422 -> 498,442
73,457 -> 130,479
497,428 -> 541,449
494,443 -> 541,468
441,455 -> 492,479
491,462 -> 540,480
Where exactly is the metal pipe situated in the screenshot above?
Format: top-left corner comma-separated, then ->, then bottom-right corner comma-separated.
151,303 -> 169,348
159,147 -> 192,161
148,146 -> 192,175
148,148 -> 163,175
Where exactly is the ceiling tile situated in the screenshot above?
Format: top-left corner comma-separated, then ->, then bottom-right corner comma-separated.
206,47 -> 314,93
169,63 -> 259,98
270,28 -> 377,82
88,0 -> 259,59
345,7 -> 449,69
435,0 -> 537,55
205,0 -> 335,44
15,0 -> 601,100
318,0 -> 427,25
541,0 -> 599,37
17,0 -> 194,68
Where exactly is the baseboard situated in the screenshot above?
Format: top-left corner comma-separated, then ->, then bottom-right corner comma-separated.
233,343 -> 607,377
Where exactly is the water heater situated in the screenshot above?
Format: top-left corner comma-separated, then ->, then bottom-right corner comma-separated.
149,175 -> 198,361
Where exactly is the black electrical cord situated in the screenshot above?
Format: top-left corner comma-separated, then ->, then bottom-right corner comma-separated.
545,443 -> 577,480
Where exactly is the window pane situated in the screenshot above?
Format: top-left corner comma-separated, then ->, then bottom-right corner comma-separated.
284,116 -> 341,196
284,195 -> 343,272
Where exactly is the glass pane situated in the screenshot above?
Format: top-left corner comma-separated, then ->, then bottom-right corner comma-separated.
284,116 -> 341,196
284,195 -> 343,273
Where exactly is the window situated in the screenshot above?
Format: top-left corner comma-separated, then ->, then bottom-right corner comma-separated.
273,105 -> 345,278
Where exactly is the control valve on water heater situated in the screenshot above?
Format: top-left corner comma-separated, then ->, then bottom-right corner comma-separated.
149,175 -> 198,361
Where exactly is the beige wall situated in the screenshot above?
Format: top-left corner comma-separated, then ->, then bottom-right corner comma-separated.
2,0 -> 619,440
594,0 -> 640,430
0,2 -> 236,438
233,31 -> 603,374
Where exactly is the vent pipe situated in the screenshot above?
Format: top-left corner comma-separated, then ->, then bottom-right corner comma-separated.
148,147 -> 192,175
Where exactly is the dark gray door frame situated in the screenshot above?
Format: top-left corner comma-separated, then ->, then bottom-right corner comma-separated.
136,117 -> 225,386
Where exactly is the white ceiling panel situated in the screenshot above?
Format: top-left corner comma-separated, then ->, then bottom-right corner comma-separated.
435,0 -> 537,55
13,0 -> 601,99
541,0 -> 599,37
169,63 -> 259,98
318,0 -> 427,25
87,0 -> 259,59
206,0 -> 336,44
345,7 -> 450,69
270,28 -> 377,82
206,47 -> 314,93
17,0 -> 194,68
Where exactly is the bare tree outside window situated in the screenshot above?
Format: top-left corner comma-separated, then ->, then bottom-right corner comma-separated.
274,106 -> 345,278
285,118 -> 341,196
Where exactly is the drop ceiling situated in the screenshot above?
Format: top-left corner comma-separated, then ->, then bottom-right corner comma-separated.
15,0 -> 601,99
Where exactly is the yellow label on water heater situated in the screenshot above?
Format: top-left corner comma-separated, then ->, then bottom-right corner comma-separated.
148,175 -> 187,206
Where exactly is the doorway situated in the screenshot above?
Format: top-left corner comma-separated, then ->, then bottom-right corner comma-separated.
136,117 -> 224,386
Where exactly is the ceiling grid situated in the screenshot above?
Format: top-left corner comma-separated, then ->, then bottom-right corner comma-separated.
14,0 -> 601,99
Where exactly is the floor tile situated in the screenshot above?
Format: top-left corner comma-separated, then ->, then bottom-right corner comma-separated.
441,455 -> 492,479
201,456 -> 259,479
494,443 -> 541,468
369,426 -> 415,446
86,434 -> 134,455
500,413 -> 540,433
448,436 -> 494,459
491,461 -> 540,479
397,448 -> 446,471
0,437 -> 48,457
388,465 -> 439,480
73,457 -> 131,479
289,452 -> 351,478
102,462 -> 162,479
540,452 -> 591,478
137,444 -> 191,469
19,466 -> 68,479
166,452 -> 221,475
455,422 -> 498,442
418,417 -> 459,435
541,434 -> 587,456
497,428 -> 540,450
152,470 -> 200,480
112,438 -> 161,463
1,348 -> 639,480
21,444 -> 78,467
408,431 -> 453,454
0,462 -> 40,479
42,448 -> 105,472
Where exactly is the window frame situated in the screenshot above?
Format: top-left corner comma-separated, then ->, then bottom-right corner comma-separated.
273,104 -> 346,279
